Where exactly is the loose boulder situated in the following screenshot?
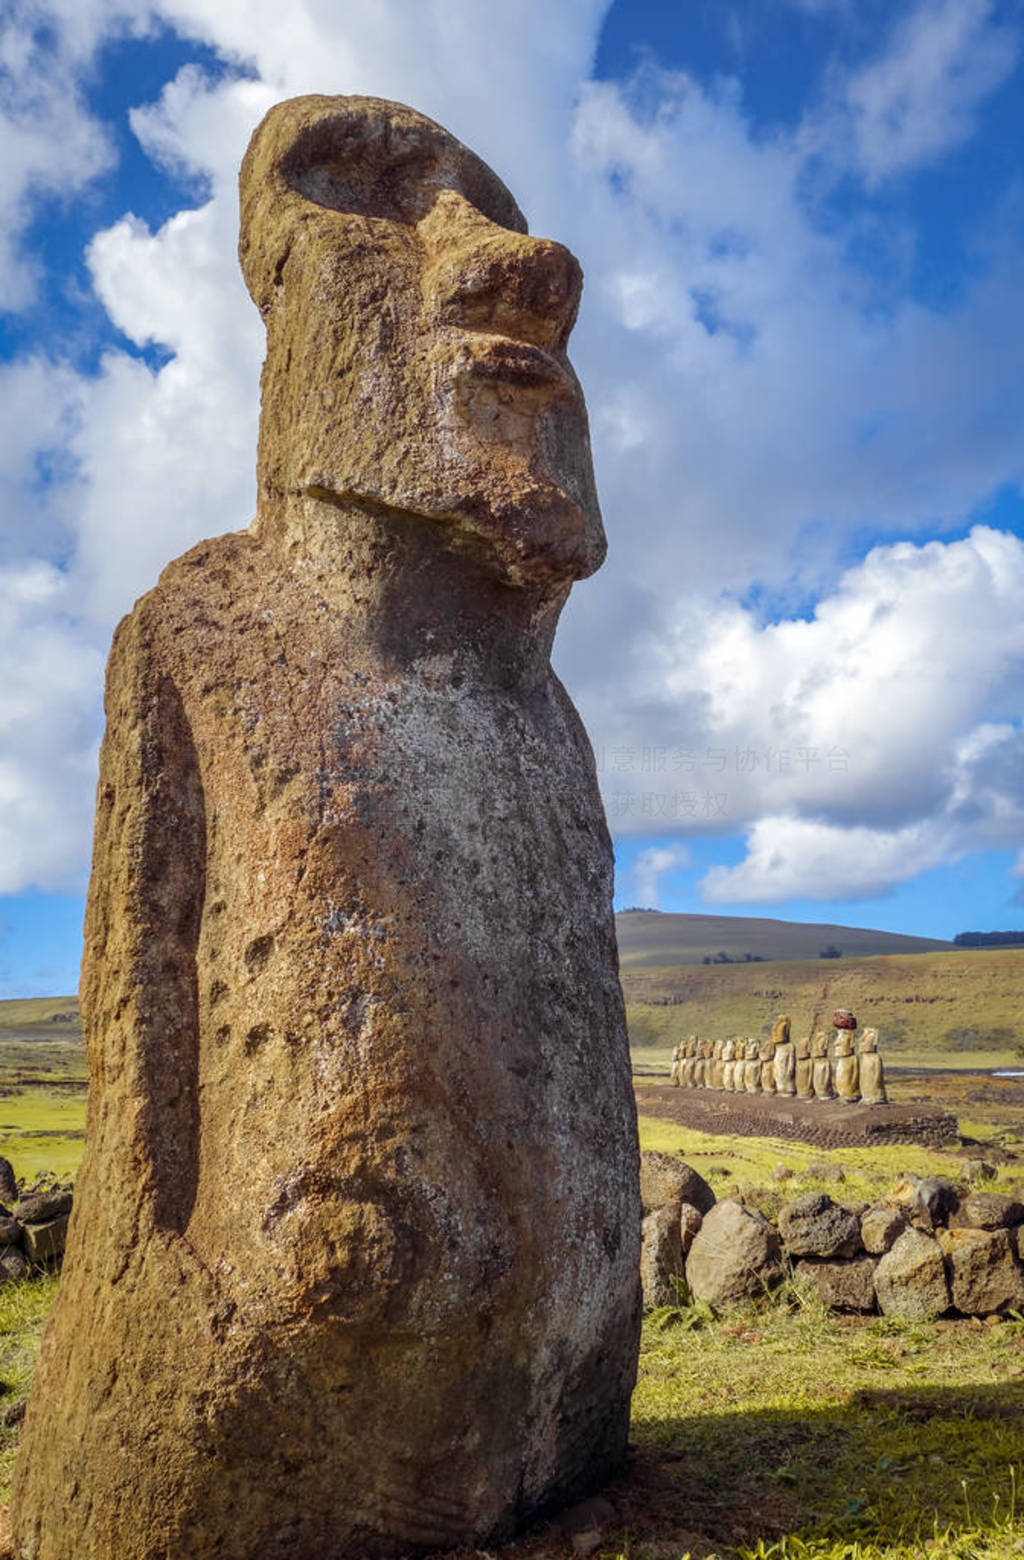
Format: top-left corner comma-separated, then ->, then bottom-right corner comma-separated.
861,1204 -> 909,1255
938,1227 -> 1024,1315
947,1192 -> 1024,1231
640,1152 -> 715,1217
686,1199 -> 783,1306
874,1229 -> 950,1320
794,1256 -> 876,1313
778,1192 -> 862,1259
640,1207 -> 684,1308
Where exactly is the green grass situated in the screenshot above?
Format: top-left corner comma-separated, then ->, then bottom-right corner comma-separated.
635,1114 -> 1024,1217
623,947 -> 1024,1060
0,998 -> 79,1032
0,1091 -> 86,1183
0,1275 -> 59,1501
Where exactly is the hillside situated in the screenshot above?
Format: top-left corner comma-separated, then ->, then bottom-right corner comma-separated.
0,996 -> 80,1031
622,945 -> 1024,1060
616,910 -> 952,967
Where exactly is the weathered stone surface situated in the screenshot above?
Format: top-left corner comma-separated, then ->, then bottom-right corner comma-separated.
833,1031 -> 859,1103
890,1175 -> 958,1232
874,1229 -> 950,1319
640,1152 -> 715,1217
14,1190 -> 71,1225
686,1199 -> 783,1306
640,1207 -> 684,1308
0,1157 -> 17,1205
961,1159 -> 998,1182
679,1202 -> 703,1256
778,1192 -> 862,1258
948,1192 -> 1024,1231
0,1216 -> 21,1247
0,1247 -> 29,1284
858,1028 -> 887,1105
22,1215 -> 69,1267
937,1227 -> 1024,1315
794,1255 -> 877,1312
13,95 -> 640,1560
861,1204 -> 909,1255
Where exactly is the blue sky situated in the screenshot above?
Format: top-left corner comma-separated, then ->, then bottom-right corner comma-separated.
2,0 -> 1024,996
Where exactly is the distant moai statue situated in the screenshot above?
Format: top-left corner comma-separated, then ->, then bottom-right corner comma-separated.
744,1038 -> 761,1093
710,1038 -> 725,1090
811,1029 -> 836,1100
832,1009 -> 860,1102
693,1038 -> 707,1088
721,1037 -> 736,1090
759,1038 -> 777,1094
13,95 -> 641,1560
670,1042 -> 685,1086
794,1033 -> 814,1099
681,1037 -> 698,1088
772,1014 -> 796,1097
859,1027 -> 888,1104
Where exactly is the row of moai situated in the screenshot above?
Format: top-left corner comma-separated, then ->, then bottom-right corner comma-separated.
669,1009 -> 887,1105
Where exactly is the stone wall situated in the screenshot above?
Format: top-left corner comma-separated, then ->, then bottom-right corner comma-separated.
641,1151 -> 1024,1320
0,1161 -> 72,1280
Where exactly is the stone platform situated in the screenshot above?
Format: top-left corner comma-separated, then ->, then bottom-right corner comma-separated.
636,1082 -> 958,1150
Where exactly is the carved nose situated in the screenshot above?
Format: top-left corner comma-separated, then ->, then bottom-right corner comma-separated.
422,193 -> 582,352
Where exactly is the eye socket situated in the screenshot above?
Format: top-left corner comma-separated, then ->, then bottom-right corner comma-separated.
279,113 -> 527,234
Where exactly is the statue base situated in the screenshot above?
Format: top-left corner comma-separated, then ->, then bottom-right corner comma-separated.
637,1083 -> 957,1150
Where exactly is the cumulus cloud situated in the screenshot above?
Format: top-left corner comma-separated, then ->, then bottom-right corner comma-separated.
2,0 -> 1024,916
838,0 -> 1018,185
0,3 -> 115,310
0,563 -> 104,893
631,845 -> 692,909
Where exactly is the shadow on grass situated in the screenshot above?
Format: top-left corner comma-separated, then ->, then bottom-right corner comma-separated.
603,1381 -> 1024,1558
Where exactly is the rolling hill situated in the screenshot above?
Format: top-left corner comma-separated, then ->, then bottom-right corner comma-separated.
615,910 -> 952,968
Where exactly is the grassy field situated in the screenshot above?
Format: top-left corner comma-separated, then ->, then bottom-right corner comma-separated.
616,911 -> 953,968
623,946 -> 1024,1062
0,1111 -> 1020,1557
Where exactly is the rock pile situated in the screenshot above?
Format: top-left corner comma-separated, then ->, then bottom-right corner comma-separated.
641,1153 -> 1024,1319
0,1161 -> 72,1280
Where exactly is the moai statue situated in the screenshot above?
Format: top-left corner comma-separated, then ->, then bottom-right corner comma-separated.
794,1033 -> 814,1099
771,1014 -> 796,1097
859,1027 -> 887,1105
681,1037 -> 697,1088
744,1038 -> 762,1093
13,96 -> 641,1560
710,1038 -> 725,1090
721,1037 -> 737,1091
701,1038 -> 715,1085
670,1042 -> 684,1086
759,1037 -> 777,1094
811,1029 -> 836,1100
693,1038 -> 706,1088
832,1008 -> 859,1103
833,1030 -> 860,1102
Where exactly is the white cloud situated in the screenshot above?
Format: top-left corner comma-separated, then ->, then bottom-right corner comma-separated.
0,4 -> 115,310
2,0 -> 1024,914
0,563 -> 104,892
631,844 -> 691,908
839,0 -> 1018,186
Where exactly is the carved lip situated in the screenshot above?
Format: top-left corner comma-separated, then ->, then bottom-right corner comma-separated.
460,334 -> 579,399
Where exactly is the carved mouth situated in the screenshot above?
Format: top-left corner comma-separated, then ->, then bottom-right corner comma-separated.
460,334 -> 579,399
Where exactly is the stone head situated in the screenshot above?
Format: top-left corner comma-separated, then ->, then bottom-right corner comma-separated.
860,1027 -> 879,1053
833,1030 -> 854,1057
240,94 -> 604,589
771,1014 -> 791,1046
794,1033 -> 811,1060
810,1029 -> 827,1058
759,1037 -> 775,1062
746,1038 -> 759,1060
